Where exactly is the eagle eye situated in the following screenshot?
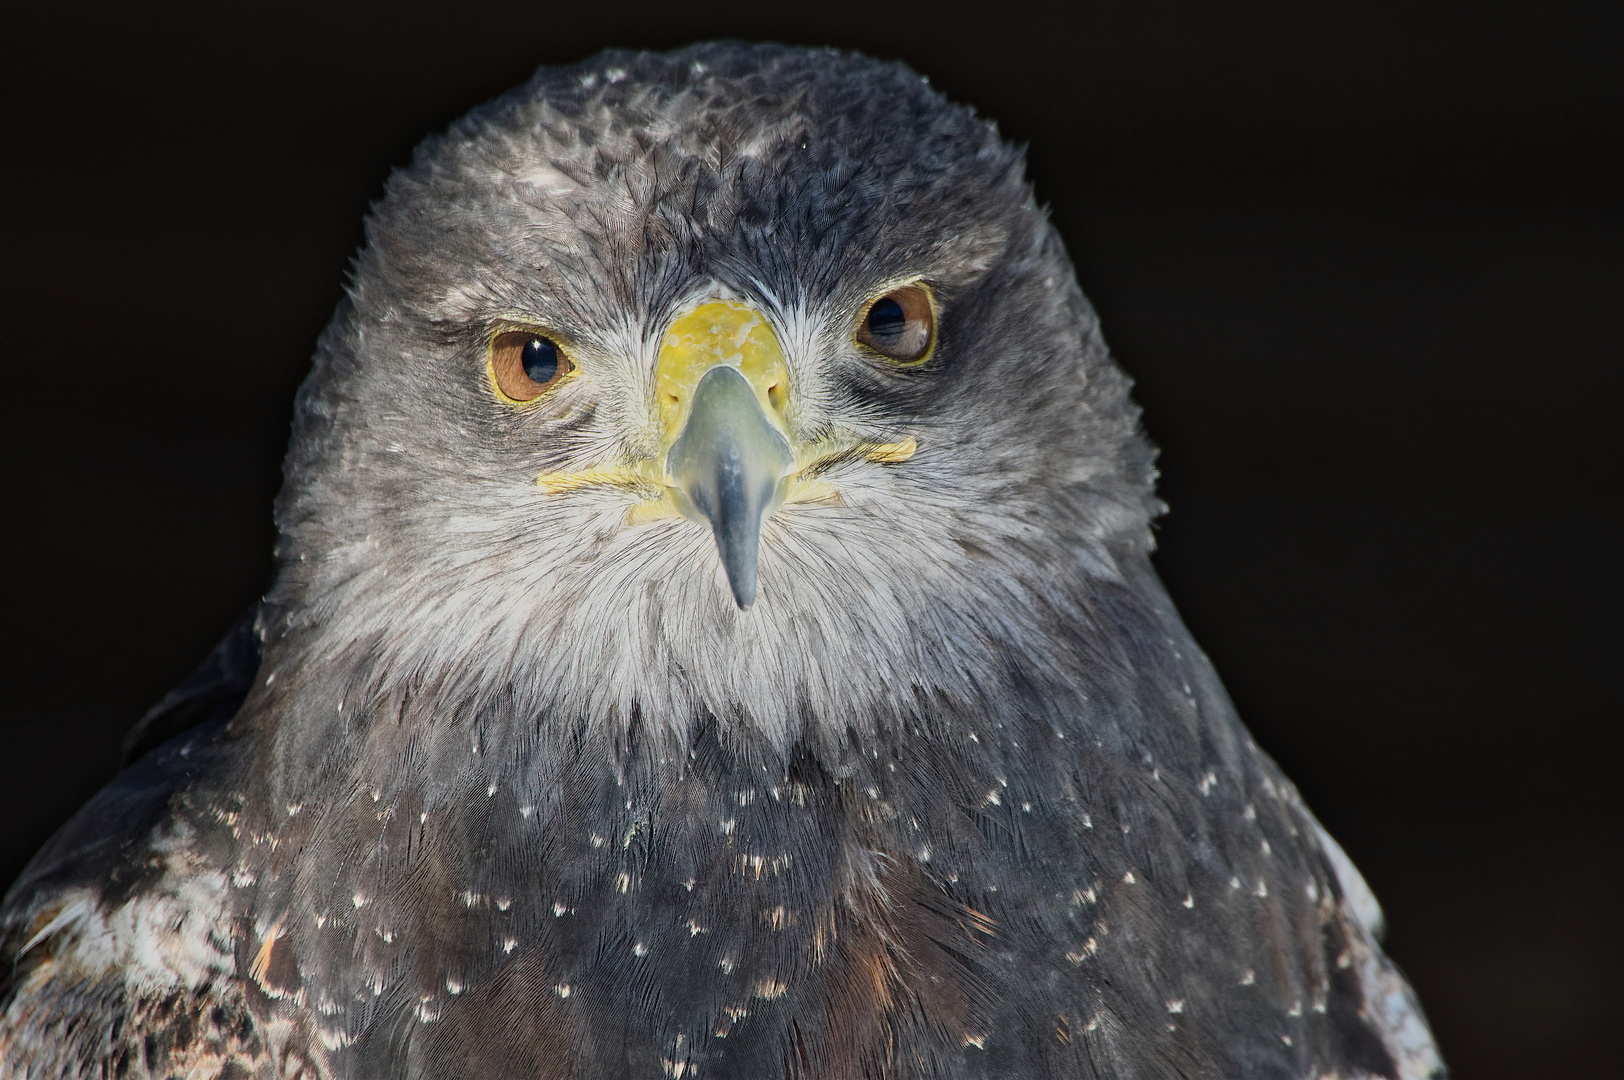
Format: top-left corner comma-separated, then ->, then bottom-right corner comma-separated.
490,330 -> 574,402
856,284 -> 934,363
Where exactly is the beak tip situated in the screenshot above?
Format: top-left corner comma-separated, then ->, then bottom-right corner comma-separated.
725,562 -> 758,611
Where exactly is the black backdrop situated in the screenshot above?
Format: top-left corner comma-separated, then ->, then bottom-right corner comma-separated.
2,3 -> 1618,1075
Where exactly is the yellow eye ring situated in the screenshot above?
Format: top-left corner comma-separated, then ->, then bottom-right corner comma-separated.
488,328 -> 577,404
855,282 -> 936,365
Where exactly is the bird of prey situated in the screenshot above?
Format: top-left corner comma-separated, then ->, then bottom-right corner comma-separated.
0,44 -> 1444,1080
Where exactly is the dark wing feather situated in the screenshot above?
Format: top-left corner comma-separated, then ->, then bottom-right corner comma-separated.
121,603 -> 262,767
0,614 -> 266,1078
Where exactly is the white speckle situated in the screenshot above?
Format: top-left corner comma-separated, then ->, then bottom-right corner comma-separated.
1306,880 -> 1319,902
495,896 -> 511,911
1281,1034 -> 1293,1046
1254,880 -> 1269,898
1070,886 -> 1097,905
917,845 -> 932,863
379,929 -> 394,943
446,978 -> 463,995
553,902 -> 568,917
1241,969 -> 1256,986
1260,839 -> 1272,856
1065,938 -> 1098,964
961,1034 -> 987,1049
589,834 -> 606,849
1181,893 -> 1194,909
983,790 -> 1002,807
264,673 -> 275,686
1151,768 -> 1161,781
285,803 -> 302,817
1084,1015 -> 1100,1032
1243,804 -> 1257,822
968,732 -> 979,743
487,783 -> 497,797
351,893 -> 367,909
1200,770 -> 1217,795
370,789 -> 381,803
686,920 -> 707,936
719,956 -> 736,974
555,983 -> 572,998
1167,999 -> 1184,1014
616,873 -> 630,893
419,812 -> 427,823
1336,950 -> 1352,970
683,878 -> 696,892
459,891 -> 482,908
605,67 -> 627,83
1081,813 -> 1093,829
633,942 -> 649,957
1288,1000 -> 1303,1017
1021,802 -> 1032,813
1229,876 -> 1242,891
720,819 -> 735,836
1122,871 -> 1136,885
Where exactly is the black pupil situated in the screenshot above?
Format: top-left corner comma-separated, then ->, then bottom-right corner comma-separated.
866,298 -> 907,344
521,337 -> 560,383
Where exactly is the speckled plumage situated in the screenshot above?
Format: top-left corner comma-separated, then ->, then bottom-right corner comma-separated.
1,44 -> 1443,1079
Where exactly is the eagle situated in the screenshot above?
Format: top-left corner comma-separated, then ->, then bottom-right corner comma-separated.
0,44 -> 1444,1080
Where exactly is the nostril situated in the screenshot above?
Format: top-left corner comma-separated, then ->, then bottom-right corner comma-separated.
767,382 -> 787,413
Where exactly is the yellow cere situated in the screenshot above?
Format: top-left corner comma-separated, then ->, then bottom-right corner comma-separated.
656,300 -> 791,446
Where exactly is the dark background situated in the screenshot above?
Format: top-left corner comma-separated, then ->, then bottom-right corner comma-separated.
2,3 -> 1618,1075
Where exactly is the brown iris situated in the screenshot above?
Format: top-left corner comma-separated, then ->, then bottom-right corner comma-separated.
856,284 -> 935,363
490,330 -> 574,402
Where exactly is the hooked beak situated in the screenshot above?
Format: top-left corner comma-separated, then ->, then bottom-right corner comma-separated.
656,301 -> 795,610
